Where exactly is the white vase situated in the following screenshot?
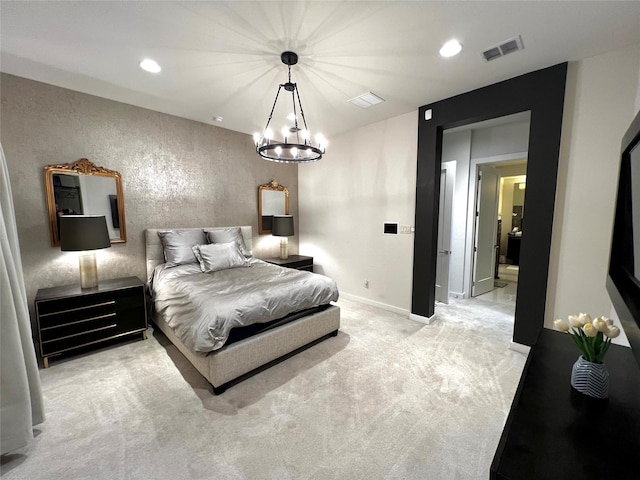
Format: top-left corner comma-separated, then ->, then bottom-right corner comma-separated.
571,355 -> 609,399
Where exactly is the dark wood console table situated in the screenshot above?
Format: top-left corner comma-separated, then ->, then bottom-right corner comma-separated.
491,329 -> 640,479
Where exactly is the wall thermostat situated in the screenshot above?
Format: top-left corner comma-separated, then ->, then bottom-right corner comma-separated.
384,222 -> 398,235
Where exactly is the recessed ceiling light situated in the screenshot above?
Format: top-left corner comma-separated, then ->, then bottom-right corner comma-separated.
440,39 -> 463,58
212,116 -> 223,123
139,58 -> 161,73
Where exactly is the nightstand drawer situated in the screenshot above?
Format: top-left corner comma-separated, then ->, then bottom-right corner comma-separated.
37,288 -> 141,326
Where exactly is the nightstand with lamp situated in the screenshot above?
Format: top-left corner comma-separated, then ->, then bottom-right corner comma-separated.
34,215 -> 147,367
260,215 -> 313,271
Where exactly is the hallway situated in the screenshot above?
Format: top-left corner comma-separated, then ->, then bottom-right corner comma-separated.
476,264 -> 518,309
435,263 -> 518,331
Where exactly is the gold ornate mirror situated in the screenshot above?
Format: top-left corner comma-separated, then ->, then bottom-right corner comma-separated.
44,158 -> 127,247
258,180 -> 289,235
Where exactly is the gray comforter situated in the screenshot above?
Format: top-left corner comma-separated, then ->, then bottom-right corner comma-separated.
150,259 -> 339,353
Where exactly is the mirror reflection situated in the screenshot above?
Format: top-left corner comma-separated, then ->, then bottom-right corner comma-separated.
45,158 -> 126,246
258,180 -> 289,234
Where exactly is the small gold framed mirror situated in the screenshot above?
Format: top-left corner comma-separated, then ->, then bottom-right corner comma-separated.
258,180 -> 289,235
44,158 -> 127,247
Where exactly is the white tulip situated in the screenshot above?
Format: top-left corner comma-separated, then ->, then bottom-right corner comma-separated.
606,326 -> 621,339
568,315 -> 582,327
593,317 -> 609,332
583,323 -> 598,337
577,313 -> 592,326
554,319 -> 570,332
605,318 -> 614,326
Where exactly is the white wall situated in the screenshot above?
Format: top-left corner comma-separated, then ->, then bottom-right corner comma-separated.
546,43 -> 640,340
470,122 -> 531,160
300,44 -> 640,328
298,111 -> 418,313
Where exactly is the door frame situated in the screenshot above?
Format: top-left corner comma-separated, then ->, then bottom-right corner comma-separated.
435,161 -> 455,303
471,164 -> 500,297
411,62 -> 567,346
465,153 -> 527,298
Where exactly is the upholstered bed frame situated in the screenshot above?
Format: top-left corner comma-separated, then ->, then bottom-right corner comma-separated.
145,226 -> 340,394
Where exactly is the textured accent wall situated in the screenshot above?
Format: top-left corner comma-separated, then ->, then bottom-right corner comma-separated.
0,73 -> 298,310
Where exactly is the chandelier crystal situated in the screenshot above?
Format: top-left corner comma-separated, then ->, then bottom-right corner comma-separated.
254,51 -> 327,163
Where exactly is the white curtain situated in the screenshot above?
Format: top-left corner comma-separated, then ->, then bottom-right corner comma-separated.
1,143 -> 44,454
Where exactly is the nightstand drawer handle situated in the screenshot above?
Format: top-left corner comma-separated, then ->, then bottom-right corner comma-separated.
39,300 -> 117,317
42,324 -> 117,343
40,312 -> 117,331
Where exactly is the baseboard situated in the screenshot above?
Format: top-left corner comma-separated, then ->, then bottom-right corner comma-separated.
508,341 -> 531,355
449,291 -> 465,300
339,292 -> 437,325
409,312 -> 436,325
339,292 -> 409,317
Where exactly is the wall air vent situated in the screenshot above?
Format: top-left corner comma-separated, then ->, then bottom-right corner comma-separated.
482,35 -> 524,62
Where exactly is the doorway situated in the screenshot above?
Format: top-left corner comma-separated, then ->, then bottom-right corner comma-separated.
411,63 -> 567,346
475,165 -> 527,307
436,113 -> 530,313
472,163 -> 500,297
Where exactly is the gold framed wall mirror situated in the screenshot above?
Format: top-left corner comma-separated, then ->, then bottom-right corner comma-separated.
258,180 -> 289,235
44,158 -> 127,247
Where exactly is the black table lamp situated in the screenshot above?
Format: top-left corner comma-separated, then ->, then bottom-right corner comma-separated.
272,215 -> 294,260
60,215 -> 111,289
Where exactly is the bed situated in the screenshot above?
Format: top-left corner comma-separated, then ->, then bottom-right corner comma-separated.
145,226 -> 340,394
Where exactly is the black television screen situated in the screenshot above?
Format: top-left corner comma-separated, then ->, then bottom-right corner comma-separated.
607,109 -> 640,368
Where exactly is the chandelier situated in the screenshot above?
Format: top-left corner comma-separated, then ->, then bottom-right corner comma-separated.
253,51 -> 327,163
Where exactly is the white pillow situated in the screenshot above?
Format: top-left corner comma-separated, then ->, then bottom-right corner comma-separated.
192,242 -> 249,273
206,227 -> 252,258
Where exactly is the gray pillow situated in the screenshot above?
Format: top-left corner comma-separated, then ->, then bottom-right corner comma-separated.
192,242 -> 249,273
206,227 -> 252,258
158,229 -> 207,267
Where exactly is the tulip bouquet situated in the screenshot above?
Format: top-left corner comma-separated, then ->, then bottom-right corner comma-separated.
554,313 -> 621,364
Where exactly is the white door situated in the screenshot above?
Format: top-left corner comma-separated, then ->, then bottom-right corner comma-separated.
472,165 -> 500,297
435,164 -> 454,303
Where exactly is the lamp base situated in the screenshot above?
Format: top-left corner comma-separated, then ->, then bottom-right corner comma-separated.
79,252 -> 99,289
279,237 -> 289,260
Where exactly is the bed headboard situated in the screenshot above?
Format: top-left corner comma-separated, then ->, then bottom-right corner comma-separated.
145,226 -> 253,283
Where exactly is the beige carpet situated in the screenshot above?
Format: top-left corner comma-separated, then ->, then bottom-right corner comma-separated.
1,297 -> 526,479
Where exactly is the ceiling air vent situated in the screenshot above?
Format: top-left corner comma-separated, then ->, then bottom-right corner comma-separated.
482,35 -> 524,62
348,91 -> 385,108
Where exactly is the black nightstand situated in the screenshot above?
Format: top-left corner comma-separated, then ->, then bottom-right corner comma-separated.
261,255 -> 313,272
34,276 -> 147,367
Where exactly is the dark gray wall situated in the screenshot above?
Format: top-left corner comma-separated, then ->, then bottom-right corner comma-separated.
1,73 -> 298,310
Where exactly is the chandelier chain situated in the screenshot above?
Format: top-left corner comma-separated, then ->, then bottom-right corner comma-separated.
263,84 -> 283,134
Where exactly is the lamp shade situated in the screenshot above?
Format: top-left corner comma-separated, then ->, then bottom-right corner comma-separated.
272,215 -> 294,237
60,215 -> 111,251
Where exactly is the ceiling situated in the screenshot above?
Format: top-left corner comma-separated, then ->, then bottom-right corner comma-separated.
1,1 -> 639,140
